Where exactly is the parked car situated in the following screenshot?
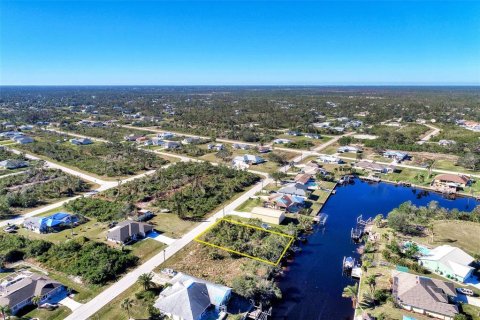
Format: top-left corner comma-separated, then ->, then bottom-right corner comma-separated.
3,224 -> 18,233
457,287 -> 474,296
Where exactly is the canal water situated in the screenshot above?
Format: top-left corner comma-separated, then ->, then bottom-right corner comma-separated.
272,179 -> 477,320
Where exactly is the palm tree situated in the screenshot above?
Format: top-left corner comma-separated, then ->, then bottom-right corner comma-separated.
137,272 -> 154,291
31,295 -> 42,306
342,283 -> 359,308
121,298 -> 134,320
365,275 -> 377,294
0,305 -> 10,320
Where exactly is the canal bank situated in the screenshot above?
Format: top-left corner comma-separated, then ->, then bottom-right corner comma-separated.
272,178 -> 477,320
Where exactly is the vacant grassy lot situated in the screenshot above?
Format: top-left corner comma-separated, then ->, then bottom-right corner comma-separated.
412,220 -> 480,256
159,241 -> 252,286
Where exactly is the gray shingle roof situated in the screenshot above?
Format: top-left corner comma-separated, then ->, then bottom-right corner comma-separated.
393,271 -> 458,317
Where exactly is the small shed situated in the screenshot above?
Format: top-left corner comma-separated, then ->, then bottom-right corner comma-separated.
251,207 -> 285,225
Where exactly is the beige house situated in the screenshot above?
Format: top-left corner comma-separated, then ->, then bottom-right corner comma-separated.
251,207 -> 285,225
392,271 -> 458,320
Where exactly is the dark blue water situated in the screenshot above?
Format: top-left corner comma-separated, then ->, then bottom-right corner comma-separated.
273,179 -> 476,320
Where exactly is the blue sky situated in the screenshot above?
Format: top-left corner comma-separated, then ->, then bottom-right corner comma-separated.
1,1 -> 479,85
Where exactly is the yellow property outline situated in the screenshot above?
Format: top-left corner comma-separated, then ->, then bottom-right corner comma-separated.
194,218 -> 295,266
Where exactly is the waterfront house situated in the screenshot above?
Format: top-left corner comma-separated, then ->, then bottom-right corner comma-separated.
383,150 -> 409,162
70,138 -> 93,145
294,173 -> 313,186
278,182 -> 309,198
318,155 -> 342,164
432,174 -> 470,191
0,271 -> 65,315
354,160 -> 395,174
268,193 -> 304,213
0,159 -> 28,170
337,146 -> 361,153
251,206 -> 285,225
392,271 -> 458,320
106,220 -> 154,244
419,245 -> 475,283
301,161 -> 325,175
273,138 -> 292,144
154,272 -> 231,320
23,212 -> 80,234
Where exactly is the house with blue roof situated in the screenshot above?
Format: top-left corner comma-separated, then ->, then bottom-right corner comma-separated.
23,213 -> 80,234
383,150 -> 409,162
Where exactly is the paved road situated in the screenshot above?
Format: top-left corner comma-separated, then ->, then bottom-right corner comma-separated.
418,124 -> 441,144
44,128 -> 110,143
7,146 -> 108,186
338,155 -> 480,179
120,124 -> 260,147
64,176 -> 272,320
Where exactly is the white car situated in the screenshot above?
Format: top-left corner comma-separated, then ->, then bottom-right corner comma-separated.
456,287 -> 474,296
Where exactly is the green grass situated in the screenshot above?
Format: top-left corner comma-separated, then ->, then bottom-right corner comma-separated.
411,220 -> 480,256
147,213 -> 198,239
461,303 -> 480,320
20,305 -> 72,320
126,238 -> 166,263
92,283 -> 153,320
434,159 -> 480,175
235,197 -> 262,212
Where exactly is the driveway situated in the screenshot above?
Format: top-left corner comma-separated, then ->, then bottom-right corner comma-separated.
147,231 -> 176,245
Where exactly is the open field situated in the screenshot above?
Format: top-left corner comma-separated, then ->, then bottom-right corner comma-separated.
411,220 -> 480,256
14,130 -> 168,178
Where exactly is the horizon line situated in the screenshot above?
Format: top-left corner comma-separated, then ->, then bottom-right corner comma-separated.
1,83 -> 479,87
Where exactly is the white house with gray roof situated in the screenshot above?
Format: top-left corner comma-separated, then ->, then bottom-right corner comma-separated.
419,245 -> 475,283
154,273 -> 231,320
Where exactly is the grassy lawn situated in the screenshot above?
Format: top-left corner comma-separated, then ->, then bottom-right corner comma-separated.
235,197 -> 262,212
91,282 -> 152,320
16,217 -> 108,244
461,304 -> 480,320
126,238 -> 166,263
158,241 -> 251,286
411,220 -> 480,256
20,305 -> 71,320
434,159 -> 480,175
147,213 -> 198,239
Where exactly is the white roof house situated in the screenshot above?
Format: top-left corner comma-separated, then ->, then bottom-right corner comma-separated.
419,245 -> 475,283
318,155 -> 342,164
232,154 -> 264,167
154,273 -> 231,320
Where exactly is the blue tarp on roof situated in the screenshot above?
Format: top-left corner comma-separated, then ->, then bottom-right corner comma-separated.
39,212 -> 77,230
